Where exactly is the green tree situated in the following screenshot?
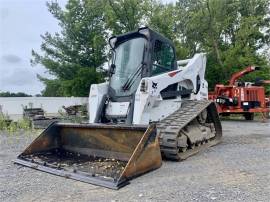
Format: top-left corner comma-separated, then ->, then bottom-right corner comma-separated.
31,0 -> 106,96
104,0 -> 150,35
147,3 -> 176,40
146,2 -> 192,59
33,0 -> 270,96
174,0 -> 270,89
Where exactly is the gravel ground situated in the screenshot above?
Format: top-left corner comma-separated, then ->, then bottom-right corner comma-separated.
0,120 -> 270,202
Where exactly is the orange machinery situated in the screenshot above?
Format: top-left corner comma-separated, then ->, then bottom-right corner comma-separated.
209,66 -> 270,120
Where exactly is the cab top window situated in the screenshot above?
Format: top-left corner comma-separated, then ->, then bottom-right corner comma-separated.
152,40 -> 175,76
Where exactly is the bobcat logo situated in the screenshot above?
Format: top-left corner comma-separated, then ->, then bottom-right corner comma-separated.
152,82 -> 158,89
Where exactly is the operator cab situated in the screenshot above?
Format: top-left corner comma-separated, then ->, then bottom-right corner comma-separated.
104,27 -> 177,124
108,27 -> 177,100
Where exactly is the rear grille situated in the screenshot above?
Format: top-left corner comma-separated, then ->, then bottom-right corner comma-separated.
245,90 -> 258,101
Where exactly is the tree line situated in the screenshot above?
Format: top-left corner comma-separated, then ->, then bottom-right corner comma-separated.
31,0 -> 270,96
0,92 -> 32,97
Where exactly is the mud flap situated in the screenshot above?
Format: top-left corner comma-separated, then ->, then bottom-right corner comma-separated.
14,122 -> 162,189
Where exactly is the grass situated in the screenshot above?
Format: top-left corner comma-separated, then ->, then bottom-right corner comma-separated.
0,114 -> 32,134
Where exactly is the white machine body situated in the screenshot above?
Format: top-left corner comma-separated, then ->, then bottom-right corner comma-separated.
89,53 -> 208,125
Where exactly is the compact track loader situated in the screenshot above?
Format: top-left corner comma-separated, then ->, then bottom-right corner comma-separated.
15,27 -> 222,189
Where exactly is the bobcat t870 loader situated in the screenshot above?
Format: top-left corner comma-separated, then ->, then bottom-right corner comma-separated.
15,27 -> 222,189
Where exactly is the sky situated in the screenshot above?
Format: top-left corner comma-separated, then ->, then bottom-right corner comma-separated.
0,0 -> 175,95
0,0 -> 65,95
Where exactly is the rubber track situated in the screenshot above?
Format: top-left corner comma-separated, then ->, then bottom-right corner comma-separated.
157,100 -> 222,161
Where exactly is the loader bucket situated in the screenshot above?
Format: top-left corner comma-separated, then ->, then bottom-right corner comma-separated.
14,122 -> 162,189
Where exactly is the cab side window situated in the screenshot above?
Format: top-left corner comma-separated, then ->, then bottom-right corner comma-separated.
152,40 -> 175,76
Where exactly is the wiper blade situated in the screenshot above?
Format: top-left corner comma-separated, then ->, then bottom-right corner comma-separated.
122,63 -> 143,91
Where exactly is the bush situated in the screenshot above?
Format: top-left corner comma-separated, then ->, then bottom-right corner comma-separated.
0,115 -> 32,133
